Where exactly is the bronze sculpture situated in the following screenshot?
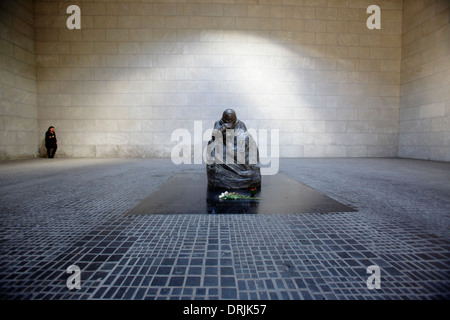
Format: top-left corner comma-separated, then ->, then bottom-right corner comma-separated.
206,109 -> 261,190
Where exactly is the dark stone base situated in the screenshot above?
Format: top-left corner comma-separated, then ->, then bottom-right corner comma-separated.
126,173 -> 357,215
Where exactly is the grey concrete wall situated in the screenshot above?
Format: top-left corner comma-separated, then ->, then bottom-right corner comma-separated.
3,0 -> 448,161
399,0 -> 450,161
0,0 -> 38,160
34,0 -> 403,158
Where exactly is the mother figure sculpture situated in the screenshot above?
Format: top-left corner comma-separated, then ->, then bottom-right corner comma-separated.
206,109 -> 261,190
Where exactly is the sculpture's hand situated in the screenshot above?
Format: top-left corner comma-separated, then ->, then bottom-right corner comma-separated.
220,125 -> 227,133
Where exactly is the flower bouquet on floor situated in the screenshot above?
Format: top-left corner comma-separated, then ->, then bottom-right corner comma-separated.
219,191 -> 261,200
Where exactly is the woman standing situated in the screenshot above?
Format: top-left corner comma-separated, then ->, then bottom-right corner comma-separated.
45,126 -> 57,158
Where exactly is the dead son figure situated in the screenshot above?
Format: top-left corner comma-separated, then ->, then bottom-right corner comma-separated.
206,109 -> 261,190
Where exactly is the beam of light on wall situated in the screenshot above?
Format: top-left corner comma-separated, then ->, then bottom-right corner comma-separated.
162,29 -> 318,158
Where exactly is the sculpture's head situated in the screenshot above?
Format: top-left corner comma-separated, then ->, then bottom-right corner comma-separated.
221,109 -> 237,127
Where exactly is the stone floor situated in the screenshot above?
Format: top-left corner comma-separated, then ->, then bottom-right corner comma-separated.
0,157 -> 448,300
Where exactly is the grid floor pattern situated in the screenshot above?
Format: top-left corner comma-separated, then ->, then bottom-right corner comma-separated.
0,158 -> 449,300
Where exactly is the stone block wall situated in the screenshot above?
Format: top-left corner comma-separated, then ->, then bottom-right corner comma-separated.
34,0 -> 403,159
0,0 -> 38,159
399,0 -> 450,161
2,0 -> 448,161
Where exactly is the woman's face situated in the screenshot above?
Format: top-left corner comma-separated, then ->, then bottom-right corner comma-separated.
49,128 -> 54,133
223,112 -> 237,125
